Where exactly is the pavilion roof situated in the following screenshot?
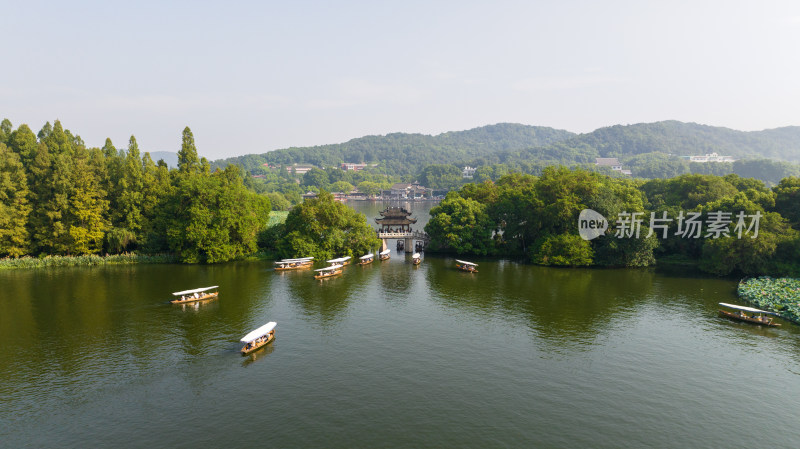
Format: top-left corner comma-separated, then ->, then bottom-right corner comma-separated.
375,217 -> 417,225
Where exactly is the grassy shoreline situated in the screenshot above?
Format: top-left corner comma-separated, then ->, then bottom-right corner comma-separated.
0,253 -> 178,270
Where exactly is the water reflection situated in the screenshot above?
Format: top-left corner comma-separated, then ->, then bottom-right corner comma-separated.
423,257 -> 659,348
286,266 -> 360,323
241,342 -> 276,367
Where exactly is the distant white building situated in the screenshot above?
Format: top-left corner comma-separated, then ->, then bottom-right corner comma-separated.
683,152 -> 736,163
462,166 -> 476,178
595,158 -> 623,171
595,158 -> 631,176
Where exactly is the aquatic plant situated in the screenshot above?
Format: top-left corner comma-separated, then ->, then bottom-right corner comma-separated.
738,276 -> 800,323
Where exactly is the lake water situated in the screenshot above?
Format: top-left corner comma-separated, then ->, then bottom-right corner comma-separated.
2,200 -> 800,448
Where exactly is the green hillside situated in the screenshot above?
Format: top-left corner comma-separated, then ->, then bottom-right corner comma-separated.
213,121 -> 800,184
212,123 -> 575,174
562,121 -> 800,160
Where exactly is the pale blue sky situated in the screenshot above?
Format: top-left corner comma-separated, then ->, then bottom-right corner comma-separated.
3,0 -> 800,159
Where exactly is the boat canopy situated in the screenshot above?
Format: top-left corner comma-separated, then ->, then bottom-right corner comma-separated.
315,264 -> 343,271
172,286 -> 219,296
326,256 -> 351,263
240,322 -> 277,343
412,253 -> 421,259
360,254 -> 374,260
379,249 -> 391,256
455,259 -> 476,266
719,303 -> 775,314
277,257 -> 313,263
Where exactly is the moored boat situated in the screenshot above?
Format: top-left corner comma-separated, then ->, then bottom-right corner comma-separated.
274,257 -> 314,271
718,302 -> 780,327
240,321 -> 277,354
170,286 -> 220,304
455,259 -> 478,273
326,256 -> 351,266
379,249 -> 391,261
412,252 -> 421,265
358,253 -> 374,265
315,264 -> 343,279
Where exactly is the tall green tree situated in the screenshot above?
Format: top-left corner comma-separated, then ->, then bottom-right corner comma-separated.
66,146 -> 109,254
0,118 -> 12,144
118,136 -> 145,236
0,143 -> 31,257
6,124 -> 38,166
178,126 -> 200,174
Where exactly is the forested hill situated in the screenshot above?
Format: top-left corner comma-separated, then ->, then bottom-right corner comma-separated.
212,123 -> 575,174
562,121 -> 800,161
214,121 -> 800,176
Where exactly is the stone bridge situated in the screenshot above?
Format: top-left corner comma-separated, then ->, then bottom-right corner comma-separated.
377,230 -> 429,253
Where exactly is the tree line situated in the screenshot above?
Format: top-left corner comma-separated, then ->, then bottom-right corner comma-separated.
0,119 -> 270,263
425,168 -> 800,276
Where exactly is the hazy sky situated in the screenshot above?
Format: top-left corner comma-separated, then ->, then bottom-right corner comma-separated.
3,0 -> 800,160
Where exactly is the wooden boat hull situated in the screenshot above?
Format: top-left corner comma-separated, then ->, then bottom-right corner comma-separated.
170,292 -> 219,304
241,333 -> 275,355
358,260 -> 374,265
457,266 -> 477,273
379,255 -> 390,261
274,263 -> 312,271
412,259 -> 421,265
314,270 -> 342,279
719,309 -> 780,327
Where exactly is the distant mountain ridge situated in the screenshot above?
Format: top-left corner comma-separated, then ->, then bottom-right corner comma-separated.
562,121 -> 800,161
212,121 -> 800,175
212,123 -> 575,174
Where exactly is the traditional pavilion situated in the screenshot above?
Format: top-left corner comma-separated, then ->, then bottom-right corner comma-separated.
375,207 -> 417,233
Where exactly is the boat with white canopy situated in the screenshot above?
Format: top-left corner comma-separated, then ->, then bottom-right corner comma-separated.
455,259 -> 477,273
326,256 -> 351,266
171,286 -> 219,304
274,257 -> 314,271
240,321 -> 276,354
412,252 -> 421,266
718,303 -> 780,327
379,249 -> 391,261
315,264 -> 343,279
358,253 -> 374,265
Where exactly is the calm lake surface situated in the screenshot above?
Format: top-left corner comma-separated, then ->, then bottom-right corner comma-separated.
3,200 -> 800,448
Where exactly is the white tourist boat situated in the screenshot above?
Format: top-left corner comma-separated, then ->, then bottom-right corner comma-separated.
379,249 -> 391,261
358,253 -> 374,265
326,256 -> 351,266
455,259 -> 478,273
240,321 -> 277,354
274,257 -> 314,271
315,264 -> 343,279
171,286 -> 219,304
718,302 -> 780,327
412,252 -> 421,265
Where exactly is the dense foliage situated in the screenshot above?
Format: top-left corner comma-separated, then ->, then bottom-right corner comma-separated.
0,119 -> 270,263
425,168 -> 800,276
269,190 -> 380,260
